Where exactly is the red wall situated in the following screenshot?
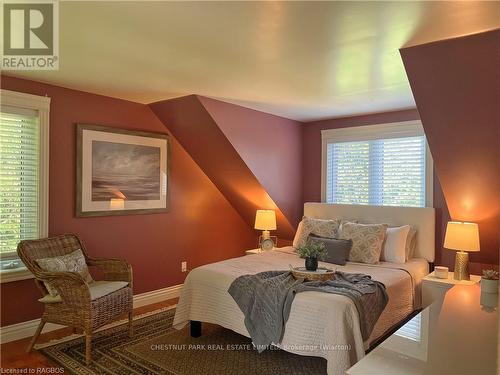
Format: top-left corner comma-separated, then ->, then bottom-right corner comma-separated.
3,30 -> 498,325
0,76 -> 256,326
401,30 -> 499,267
198,96 -> 303,228
150,95 -> 298,240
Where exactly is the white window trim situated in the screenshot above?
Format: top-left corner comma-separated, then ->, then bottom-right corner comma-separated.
0,89 -> 50,283
320,120 -> 433,207
0,267 -> 35,283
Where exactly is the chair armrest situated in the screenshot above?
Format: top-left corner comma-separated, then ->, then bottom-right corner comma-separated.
36,271 -> 91,308
87,257 -> 133,285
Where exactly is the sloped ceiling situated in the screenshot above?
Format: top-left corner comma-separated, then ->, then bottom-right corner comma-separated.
401,29 -> 499,265
149,95 -> 303,240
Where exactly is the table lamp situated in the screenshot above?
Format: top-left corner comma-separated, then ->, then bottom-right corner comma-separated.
444,221 -> 480,281
254,210 -> 276,239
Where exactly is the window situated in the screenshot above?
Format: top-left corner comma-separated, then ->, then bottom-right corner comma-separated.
321,121 -> 433,207
0,89 -> 50,282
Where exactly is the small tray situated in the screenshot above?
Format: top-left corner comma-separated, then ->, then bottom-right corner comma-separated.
291,267 -> 335,282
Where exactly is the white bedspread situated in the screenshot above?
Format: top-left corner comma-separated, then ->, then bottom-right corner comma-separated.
173,247 -> 428,375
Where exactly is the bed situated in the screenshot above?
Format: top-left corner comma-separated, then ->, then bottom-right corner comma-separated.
173,203 -> 435,374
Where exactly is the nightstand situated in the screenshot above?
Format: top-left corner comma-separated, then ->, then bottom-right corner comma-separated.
422,271 -> 481,307
245,249 -> 262,255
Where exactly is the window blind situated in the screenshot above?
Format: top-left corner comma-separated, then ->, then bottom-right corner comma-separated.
326,136 -> 426,207
0,109 -> 40,257
395,314 -> 421,342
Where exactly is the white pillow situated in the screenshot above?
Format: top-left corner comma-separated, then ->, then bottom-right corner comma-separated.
381,225 -> 411,264
405,227 -> 417,260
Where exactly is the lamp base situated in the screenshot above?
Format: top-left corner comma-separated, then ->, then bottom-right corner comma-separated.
262,230 -> 271,240
454,251 -> 470,281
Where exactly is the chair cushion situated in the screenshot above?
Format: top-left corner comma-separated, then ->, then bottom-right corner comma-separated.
36,249 -> 94,297
39,281 -> 129,303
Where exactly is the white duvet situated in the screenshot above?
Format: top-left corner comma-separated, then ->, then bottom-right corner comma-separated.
173,247 -> 428,375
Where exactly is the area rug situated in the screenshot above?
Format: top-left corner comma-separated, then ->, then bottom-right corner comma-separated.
40,308 -> 327,375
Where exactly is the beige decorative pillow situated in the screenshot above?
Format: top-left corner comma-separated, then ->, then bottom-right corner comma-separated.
37,249 -> 93,296
293,217 -> 341,249
338,219 -> 358,233
340,222 -> 388,264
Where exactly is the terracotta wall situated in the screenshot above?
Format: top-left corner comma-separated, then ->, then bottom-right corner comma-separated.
0,76 -> 256,326
197,96 -> 303,229
150,95 -> 302,240
301,109 -> 465,269
401,30 -> 499,268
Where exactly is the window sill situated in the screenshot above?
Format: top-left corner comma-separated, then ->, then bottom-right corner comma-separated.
0,267 -> 34,283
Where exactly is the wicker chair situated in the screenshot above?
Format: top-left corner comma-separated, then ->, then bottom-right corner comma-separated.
17,234 -> 133,364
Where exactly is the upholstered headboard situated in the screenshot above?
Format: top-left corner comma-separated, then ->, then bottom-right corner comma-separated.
303,203 -> 435,262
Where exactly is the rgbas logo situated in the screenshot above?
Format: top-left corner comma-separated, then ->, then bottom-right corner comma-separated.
2,0 -> 59,70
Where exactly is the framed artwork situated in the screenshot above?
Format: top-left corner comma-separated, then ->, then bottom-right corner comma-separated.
76,124 -> 170,217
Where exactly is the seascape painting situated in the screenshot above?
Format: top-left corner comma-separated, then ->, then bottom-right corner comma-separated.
91,141 -> 160,201
76,124 -> 170,217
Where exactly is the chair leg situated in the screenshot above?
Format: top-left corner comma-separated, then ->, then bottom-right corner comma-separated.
26,320 -> 45,352
85,332 -> 92,365
128,311 -> 133,337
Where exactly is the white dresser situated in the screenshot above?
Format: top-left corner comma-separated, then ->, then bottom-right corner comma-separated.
347,283 -> 497,375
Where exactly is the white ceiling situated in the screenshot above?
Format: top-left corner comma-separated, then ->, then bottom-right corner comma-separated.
6,1 -> 499,121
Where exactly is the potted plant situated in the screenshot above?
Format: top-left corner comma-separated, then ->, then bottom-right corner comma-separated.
481,270 -> 499,294
296,239 -> 327,271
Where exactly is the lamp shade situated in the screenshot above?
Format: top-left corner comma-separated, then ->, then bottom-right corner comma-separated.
254,210 -> 277,230
444,221 -> 480,252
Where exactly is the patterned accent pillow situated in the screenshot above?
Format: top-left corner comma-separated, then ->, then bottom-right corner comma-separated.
37,249 -> 93,296
293,217 -> 341,249
361,222 -> 416,261
340,222 -> 388,264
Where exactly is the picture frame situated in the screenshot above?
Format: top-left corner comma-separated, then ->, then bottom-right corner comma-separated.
76,123 -> 170,217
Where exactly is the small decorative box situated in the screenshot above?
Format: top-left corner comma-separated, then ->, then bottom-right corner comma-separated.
435,266 -> 449,279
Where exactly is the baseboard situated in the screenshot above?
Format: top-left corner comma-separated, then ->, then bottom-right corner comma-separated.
133,284 -> 183,309
0,320 -> 65,345
0,283 -> 183,344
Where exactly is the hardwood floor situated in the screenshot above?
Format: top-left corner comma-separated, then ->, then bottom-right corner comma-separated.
0,299 -> 178,372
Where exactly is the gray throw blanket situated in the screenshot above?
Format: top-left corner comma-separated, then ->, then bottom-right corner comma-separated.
228,271 -> 388,352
